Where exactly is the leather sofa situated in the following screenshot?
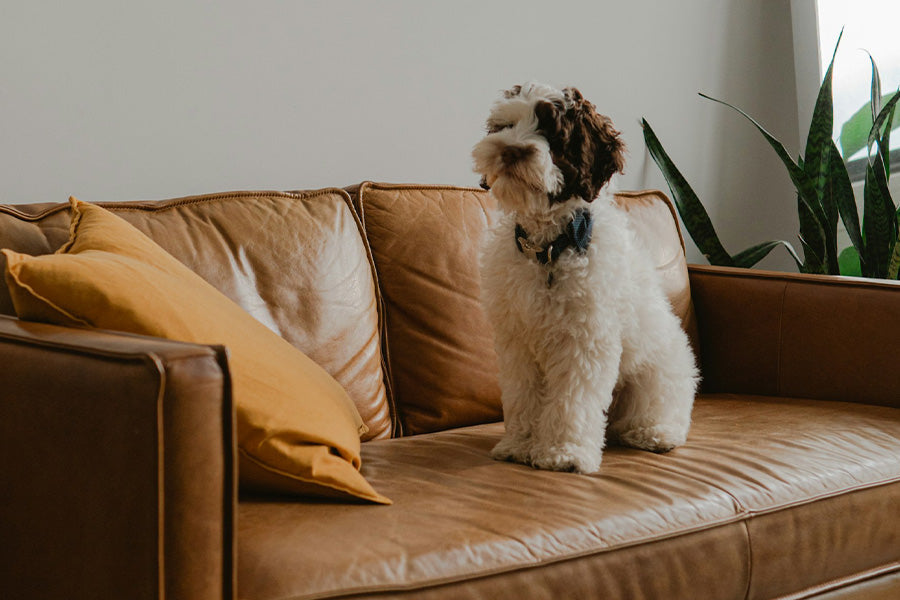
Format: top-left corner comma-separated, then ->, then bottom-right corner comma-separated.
1,182 -> 898,600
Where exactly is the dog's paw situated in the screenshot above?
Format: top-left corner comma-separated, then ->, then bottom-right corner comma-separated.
617,424 -> 687,453
529,446 -> 601,474
491,436 -> 533,465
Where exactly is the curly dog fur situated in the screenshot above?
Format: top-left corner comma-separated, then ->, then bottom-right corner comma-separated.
473,82 -> 698,474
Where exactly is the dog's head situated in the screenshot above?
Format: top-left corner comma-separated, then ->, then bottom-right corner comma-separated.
472,82 -> 625,214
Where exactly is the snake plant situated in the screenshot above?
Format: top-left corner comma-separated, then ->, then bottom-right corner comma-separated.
643,31 -> 900,279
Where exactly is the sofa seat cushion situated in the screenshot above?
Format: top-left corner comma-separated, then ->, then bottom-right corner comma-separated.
237,396 -> 900,600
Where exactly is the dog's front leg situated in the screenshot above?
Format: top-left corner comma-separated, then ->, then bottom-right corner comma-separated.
529,335 -> 621,474
491,330 -> 545,466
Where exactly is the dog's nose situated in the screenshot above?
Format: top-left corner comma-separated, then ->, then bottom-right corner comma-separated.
479,176 -> 491,191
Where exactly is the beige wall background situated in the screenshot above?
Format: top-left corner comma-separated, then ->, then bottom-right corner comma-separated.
1,1 -> 804,269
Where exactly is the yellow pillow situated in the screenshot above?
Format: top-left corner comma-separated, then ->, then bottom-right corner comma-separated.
3,198 -> 389,505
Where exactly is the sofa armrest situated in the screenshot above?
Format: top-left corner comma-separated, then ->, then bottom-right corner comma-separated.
0,315 -> 236,600
688,265 -> 900,408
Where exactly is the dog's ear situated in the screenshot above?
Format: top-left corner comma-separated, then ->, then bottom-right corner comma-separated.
554,88 -> 624,202
535,99 -> 566,139
589,112 -> 626,192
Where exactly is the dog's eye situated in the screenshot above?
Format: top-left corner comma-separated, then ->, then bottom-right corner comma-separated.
488,122 -> 513,134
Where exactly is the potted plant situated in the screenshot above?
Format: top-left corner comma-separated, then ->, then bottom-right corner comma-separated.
642,31 -> 900,279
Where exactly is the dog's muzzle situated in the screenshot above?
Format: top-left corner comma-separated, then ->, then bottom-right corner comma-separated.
479,176 -> 491,191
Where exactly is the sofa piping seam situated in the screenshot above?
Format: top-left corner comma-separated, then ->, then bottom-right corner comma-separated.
741,474 -> 900,518
742,519 -> 754,600
359,184 -> 681,248
285,515 -> 752,600
0,327 -> 218,363
686,264 -> 900,292
0,189 -> 348,220
146,353 -> 167,600
771,562 -> 900,600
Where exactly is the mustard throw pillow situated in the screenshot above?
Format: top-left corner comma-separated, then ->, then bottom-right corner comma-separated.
3,198 -> 389,504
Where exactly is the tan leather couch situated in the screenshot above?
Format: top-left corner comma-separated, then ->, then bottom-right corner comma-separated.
1,183 -> 898,600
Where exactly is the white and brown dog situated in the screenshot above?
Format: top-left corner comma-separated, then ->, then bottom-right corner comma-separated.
473,82 -> 698,474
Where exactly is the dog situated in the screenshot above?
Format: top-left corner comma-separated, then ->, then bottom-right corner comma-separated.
472,82 -> 698,474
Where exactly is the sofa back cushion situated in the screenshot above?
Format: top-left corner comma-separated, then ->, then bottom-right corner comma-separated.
353,183 -> 502,436
613,190 -> 699,346
0,190 -> 393,440
354,183 -> 697,436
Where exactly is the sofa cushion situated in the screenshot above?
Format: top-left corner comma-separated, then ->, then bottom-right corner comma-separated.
237,395 -> 900,599
354,183 -> 697,436
613,190 -> 699,346
354,183 -> 502,436
4,198 -> 389,504
0,189 -> 394,439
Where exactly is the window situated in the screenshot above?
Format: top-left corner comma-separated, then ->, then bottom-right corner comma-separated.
816,0 -> 900,179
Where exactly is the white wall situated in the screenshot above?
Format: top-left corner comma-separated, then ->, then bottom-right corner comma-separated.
1,1 -> 802,269
791,0 -> 821,150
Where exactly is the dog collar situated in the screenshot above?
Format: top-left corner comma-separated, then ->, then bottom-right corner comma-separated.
515,209 -> 593,267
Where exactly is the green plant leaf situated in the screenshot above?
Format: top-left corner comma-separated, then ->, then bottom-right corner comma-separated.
797,191 -> 828,272
699,93 -> 828,242
838,246 -> 862,277
827,140 -> 865,267
732,240 -> 802,270
820,142 -> 840,232
872,152 -> 896,245
888,236 -> 900,279
798,235 -> 825,274
868,50 -> 882,123
641,119 -> 735,266
838,92 -> 899,159
868,89 -> 900,157
863,161 -> 894,277
798,32 -> 842,275
880,102 -> 895,180
821,145 -> 841,273
804,31 -> 841,217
